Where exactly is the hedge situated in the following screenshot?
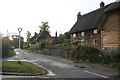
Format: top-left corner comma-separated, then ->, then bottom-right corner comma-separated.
70,45 -> 101,63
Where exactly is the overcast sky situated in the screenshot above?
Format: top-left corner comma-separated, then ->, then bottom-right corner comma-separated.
0,0 -> 116,41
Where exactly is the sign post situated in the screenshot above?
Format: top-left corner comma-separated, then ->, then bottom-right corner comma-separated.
18,28 -> 22,49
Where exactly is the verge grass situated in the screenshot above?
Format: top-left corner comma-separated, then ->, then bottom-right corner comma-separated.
2,61 -> 48,75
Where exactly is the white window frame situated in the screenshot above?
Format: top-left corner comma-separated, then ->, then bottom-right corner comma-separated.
93,39 -> 98,45
81,32 -> 85,36
73,33 -> 76,38
93,29 -> 98,34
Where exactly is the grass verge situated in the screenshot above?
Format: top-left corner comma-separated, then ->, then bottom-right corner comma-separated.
2,61 -> 48,75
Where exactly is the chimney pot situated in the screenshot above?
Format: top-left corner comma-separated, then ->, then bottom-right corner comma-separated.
34,32 -> 37,36
77,12 -> 81,20
100,2 -> 105,8
55,31 -> 57,38
39,30 -> 41,33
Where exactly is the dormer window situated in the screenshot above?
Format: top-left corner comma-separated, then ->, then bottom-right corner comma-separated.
81,32 -> 85,36
93,29 -> 98,34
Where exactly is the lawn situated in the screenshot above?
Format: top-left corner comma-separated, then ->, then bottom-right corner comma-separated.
2,61 -> 48,75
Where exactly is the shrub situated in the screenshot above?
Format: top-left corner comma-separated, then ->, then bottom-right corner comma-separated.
2,37 -> 14,58
46,44 -> 55,49
40,42 -> 46,49
29,43 -> 46,50
101,47 -> 120,64
71,45 -> 101,63
29,44 -> 40,50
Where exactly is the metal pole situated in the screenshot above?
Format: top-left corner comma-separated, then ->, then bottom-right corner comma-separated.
18,28 -> 22,50
19,31 -> 21,49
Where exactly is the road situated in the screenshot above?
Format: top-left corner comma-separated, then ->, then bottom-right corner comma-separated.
2,49 -> 119,80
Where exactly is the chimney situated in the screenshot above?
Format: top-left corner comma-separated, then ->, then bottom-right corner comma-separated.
34,32 -> 37,36
100,2 -> 105,8
55,31 -> 57,38
39,30 -> 41,33
77,12 -> 81,20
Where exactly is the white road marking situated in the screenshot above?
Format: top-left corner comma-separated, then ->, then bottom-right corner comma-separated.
7,59 -> 28,62
46,69 -> 55,76
16,52 -> 19,55
31,62 -> 55,77
83,70 -> 108,78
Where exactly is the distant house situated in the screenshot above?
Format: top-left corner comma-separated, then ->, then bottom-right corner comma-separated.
70,1 -> 120,50
30,30 -> 62,45
30,32 -> 38,44
51,31 -> 64,44
36,30 -> 53,44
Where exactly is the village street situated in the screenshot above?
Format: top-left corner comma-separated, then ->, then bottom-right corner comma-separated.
2,49 -> 118,80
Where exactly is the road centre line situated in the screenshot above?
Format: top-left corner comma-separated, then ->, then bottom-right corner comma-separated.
83,70 -> 108,78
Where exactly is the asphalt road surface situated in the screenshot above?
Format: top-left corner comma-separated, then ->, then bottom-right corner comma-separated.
2,49 -> 119,80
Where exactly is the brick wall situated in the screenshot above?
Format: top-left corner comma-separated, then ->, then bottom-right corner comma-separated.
101,11 -> 119,49
70,29 -> 101,49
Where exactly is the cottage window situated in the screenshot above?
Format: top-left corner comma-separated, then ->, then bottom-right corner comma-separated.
81,32 -> 85,36
93,39 -> 98,45
73,33 -> 76,38
93,29 -> 98,34
80,39 -> 85,45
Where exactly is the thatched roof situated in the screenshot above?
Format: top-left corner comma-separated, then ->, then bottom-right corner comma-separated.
70,1 -> 119,34
104,1 -> 120,12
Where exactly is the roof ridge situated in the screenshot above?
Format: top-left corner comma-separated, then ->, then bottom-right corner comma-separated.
70,3 -> 112,34
79,3 -> 112,18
